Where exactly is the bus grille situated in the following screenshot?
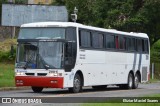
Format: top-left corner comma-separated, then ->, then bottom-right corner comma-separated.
37,73 -> 47,76
25,73 -> 34,76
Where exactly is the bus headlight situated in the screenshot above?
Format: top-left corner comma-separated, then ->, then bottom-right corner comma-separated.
16,72 -> 25,76
48,71 -> 62,77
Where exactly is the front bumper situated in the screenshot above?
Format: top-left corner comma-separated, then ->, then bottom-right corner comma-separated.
15,76 -> 63,88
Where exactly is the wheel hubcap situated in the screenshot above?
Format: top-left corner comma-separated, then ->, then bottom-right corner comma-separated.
129,76 -> 133,88
74,78 -> 80,89
135,76 -> 139,86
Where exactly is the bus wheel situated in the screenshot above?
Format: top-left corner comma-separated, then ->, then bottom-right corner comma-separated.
69,74 -> 82,93
92,85 -> 107,90
126,73 -> 134,89
31,87 -> 43,93
133,74 -> 139,89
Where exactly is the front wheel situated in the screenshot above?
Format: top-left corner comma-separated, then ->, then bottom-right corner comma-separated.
31,87 -> 43,93
133,74 -> 139,89
69,74 -> 82,93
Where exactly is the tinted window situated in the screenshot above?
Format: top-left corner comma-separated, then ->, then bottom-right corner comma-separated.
105,34 -> 115,49
66,27 -> 76,41
92,32 -> 103,48
119,36 -> 126,50
143,40 -> 149,53
137,39 -> 142,52
19,28 -> 65,39
79,30 -> 91,47
127,38 -> 136,51
142,39 -> 145,52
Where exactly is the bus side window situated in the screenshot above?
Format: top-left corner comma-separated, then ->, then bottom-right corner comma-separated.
79,30 -> 91,48
115,36 -> 119,49
137,39 -> 142,52
142,39 -> 145,52
119,36 -> 126,50
105,34 -> 115,49
143,40 -> 149,53
92,32 -> 104,49
127,38 -> 136,51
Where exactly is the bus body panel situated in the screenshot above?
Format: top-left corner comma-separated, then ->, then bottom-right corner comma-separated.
15,22 -> 150,90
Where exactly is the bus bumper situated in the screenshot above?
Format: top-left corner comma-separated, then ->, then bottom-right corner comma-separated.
15,76 -> 63,88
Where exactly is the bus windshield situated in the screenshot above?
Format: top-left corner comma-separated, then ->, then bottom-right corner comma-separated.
16,42 -> 63,69
18,28 -> 65,39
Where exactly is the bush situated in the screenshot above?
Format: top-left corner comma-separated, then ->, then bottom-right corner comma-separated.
0,48 -> 16,63
150,40 -> 160,63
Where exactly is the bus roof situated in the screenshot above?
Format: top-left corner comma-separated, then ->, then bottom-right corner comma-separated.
21,22 -> 148,38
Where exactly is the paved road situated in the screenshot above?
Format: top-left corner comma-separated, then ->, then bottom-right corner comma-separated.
0,83 -> 160,97
0,83 -> 160,106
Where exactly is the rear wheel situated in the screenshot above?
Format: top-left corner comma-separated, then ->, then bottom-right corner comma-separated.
119,73 -> 133,89
69,74 -> 82,93
126,73 -> 134,89
133,74 -> 139,89
92,85 -> 107,90
31,87 -> 43,93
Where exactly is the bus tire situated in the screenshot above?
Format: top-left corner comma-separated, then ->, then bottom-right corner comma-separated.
133,74 -> 139,89
92,85 -> 107,90
69,74 -> 82,93
31,87 -> 43,93
126,73 -> 134,89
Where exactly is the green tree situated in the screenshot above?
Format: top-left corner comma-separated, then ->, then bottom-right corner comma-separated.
139,0 -> 160,45
53,0 -> 160,45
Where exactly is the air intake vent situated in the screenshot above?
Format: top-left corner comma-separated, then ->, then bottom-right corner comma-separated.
142,67 -> 147,81
37,73 -> 47,76
25,73 -> 34,76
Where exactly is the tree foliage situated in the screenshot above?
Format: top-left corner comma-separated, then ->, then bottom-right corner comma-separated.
0,0 -> 160,45
53,0 -> 160,45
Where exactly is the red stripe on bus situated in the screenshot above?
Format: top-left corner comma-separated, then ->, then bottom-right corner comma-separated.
15,76 -> 63,88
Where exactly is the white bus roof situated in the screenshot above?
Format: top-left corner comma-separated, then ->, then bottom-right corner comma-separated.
21,22 -> 148,38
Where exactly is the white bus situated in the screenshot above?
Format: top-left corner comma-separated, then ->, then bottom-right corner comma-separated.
15,22 -> 150,93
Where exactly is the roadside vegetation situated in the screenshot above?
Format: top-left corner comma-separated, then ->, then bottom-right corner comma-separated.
0,39 -> 16,87
0,63 -> 15,87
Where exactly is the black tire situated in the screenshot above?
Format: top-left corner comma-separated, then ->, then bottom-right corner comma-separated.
126,73 -> 134,89
69,74 -> 82,93
133,74 -> 139,89
31,87 -> 43,93
92,85 -> 107,90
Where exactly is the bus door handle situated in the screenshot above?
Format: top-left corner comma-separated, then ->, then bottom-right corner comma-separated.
112,72 -> 115,74
88,73 -> 91,74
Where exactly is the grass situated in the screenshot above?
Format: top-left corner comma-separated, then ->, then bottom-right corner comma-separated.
148,79 -> 160,83
0,63 -> 15,87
